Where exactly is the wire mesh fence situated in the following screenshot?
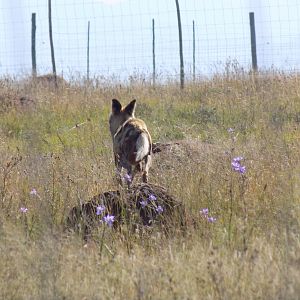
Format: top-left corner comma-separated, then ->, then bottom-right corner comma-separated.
1,0 -> 300,82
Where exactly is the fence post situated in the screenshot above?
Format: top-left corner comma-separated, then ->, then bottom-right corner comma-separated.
87,21 -> 90,81
193,20 -> 195,82
152,18 -> 156,86
48,0 -> 56,77
249,12 -> 258,71
31,13 -> 37,77
175,0 -> 184,89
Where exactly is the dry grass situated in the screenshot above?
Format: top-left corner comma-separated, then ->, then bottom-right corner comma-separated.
0,71 -> 300,299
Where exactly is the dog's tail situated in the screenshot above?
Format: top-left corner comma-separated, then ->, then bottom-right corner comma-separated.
135,132 -> 151,162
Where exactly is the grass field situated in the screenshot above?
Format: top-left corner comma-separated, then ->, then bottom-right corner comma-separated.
0,71 -> 299,299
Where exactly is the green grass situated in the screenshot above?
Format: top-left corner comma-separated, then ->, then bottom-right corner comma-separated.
0,73 -> 299,299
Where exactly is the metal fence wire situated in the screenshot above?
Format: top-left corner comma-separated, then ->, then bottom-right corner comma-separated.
1,0 -> 300,82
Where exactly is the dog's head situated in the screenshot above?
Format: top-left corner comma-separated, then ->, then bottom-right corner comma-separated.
109,99 -> 136,136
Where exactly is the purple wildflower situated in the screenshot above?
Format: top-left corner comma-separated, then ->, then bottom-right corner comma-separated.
231,161 -> 241,171
231,156 -> 246,174
239,165 -> 246,174
156,205 -> 164,214
140,200 -> 148,208
20,207 -> 28,213
30,188 -> 37,196
96,205 -> 105,216
103,214 -> 115,227
207,216 -> 217,223
233,156 -> 243,163
200,208 -> 209,216
200,208 -> 217,223
228,128 -> 234,133
124,173 -> 132,183
148,194 -> 157,201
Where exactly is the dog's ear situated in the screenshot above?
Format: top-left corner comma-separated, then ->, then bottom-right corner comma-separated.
112,99 -> 122,114
124,99 -> 136,116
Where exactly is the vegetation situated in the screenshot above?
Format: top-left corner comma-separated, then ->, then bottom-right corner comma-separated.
0,71 -> 299,299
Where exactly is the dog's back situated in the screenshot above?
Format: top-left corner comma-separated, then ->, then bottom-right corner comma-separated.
114,118 -> 151,167
109,99 -> 152,183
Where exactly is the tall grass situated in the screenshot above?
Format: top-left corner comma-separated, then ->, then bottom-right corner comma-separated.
0,72 -> 299,299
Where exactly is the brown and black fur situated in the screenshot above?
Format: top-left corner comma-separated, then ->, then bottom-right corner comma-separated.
109,99 -> 152,184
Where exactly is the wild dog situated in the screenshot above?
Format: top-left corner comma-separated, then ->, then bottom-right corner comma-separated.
109,99 -> 152,185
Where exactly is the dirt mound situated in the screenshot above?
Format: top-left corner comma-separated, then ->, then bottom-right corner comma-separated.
66,183 -> 186,240
31,74 -> 68,88
153,139 -> 223,161
151,139 -> 225,178
0,90 -> 34,111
